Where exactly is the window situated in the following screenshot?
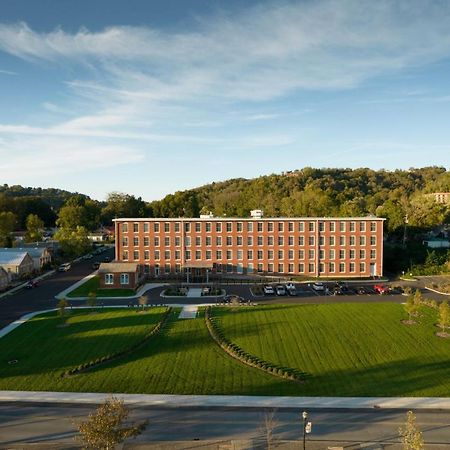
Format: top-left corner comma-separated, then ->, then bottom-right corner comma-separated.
133,223 -> 139,233
247,222 -> 253,232
164,222 -> 170,233
154,237 -> 160,246
237,250 -> 243,260
299,263 -> 305,273
247,236 -> 253,246
329,249 -> 335,259
350,249 -> 355,259
155,250 -> 160,260
248,263 -> 254,273
289,263 -> 294,273
216,250 -> 222,260
185,250 -> 191,260
319,263 -> 325,273
308,249 -> 315,259
144,236 -> 149,246
184,222 -> 190,232
360,236 -> 366,246
329,262 -> 335,273
360,222 -> 366,232
278,263 -> 284,273
154,222 -> 160,232
288,222 -> 294,232
370,249 -> 376,259
268,236 -> 274,245
196,236 -> 201,246
329,236 -> 335,246
319,236 -> 325,245
122,223 -> 128,232
226,236 -> 232,246
370,221 -> 377,232
339,236 -> 345,246
299,221 -> 304,232
319,222 -> 325,232
329,222 -> 335,232
340,221 -> 346,232
258,236 -> 263,245
196,250 -> 201,260
350,222 -> 355,232
144,250 -> 150,260
144,264 -> 150,274
206,236 -> 212,246
165,264 -> 171,274
122,236 -> 128,247
206,222 -> 211,232
184,237 -> 191,247
175,263 -> 181,274
339,262 -> 345,273
319,249 -> 325,259
257,250 -> 263,259
195,222 -> 201,232
288,236 -> 294,245
350,262 -> 355,272
359,262 -> 366,272
133,250 -> 139,260
257,222 -> 263,232
268,222 -> 274,232
144,222 -> 149,233
226,222 -> 232,232
237,236 -> 243,246
247,250 -> 253,259
308,263 -> 315,273
298,249 -> 305,259
206,250 -> 212,260
216,222 -> 222,232
227,263 -> 233,273
298,236 -> 305,246
288,249 -> 294,259
227,250 -> 232,260
122,250 -> 128,261
350,236 -> 356,246
278,222 -> 284,232
165,237 -> 170,246
278,236 -> 284,246
359,249 -> 366,259
216,236 -> 222,246
268,263 -> 274,273
105,273 -> 114,285
120,273 -> 129,285
237,222 -> 243,232
175,222 -> 180,232
216,263 -> 223,273
268,250 -> 274,260
339,250 -> 345,259
164,250 -> 170,260
278,250 -> 284,259
175,237 -> 181,246
370,236 -> 376,245
308,236 -> 315,246
175,250 -> 181,260
309,222 -> 315,232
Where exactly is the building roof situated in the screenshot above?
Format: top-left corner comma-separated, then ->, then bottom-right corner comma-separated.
113,216 -> 385,222
0,247 -> 48,259
98,262 -> 139,273
0,267 -> 8,278
0,251 -> 31,265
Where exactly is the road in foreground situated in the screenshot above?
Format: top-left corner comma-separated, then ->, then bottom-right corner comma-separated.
0,403 -> 449,448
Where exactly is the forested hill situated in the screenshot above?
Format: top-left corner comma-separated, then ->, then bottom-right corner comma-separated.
148,167 -> 450,233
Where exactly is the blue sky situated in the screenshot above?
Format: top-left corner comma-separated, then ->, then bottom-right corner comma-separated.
1,0 -> 450,201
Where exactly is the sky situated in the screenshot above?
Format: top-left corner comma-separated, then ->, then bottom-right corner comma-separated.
0,0 -> 450,202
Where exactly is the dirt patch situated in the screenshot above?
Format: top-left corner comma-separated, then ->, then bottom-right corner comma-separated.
401,319 -> 417,325
56,323 -> 70,328
436,332 -> 450,339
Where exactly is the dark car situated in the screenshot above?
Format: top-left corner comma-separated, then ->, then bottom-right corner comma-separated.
92,262 -> 100,270
356,286 -> 367,295
25,280 -> 38,289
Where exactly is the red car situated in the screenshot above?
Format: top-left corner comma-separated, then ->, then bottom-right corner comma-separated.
373,284 -> 388,294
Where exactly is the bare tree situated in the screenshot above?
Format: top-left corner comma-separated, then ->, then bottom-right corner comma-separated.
259,409 -> 279,450
438,300 -> 449,334
87,291 -> 97,310
75,396 -> 148,450
57,298 -> 69,324
139,295 -> 148,310
399,410 -> 424,450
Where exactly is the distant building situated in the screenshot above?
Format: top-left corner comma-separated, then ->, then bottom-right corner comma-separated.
428,192 -> 450,204
423,239 -> 450,249
0,267 -> 9,290
87,232 -> 109,242
98,262 -> 142,290
0,251 -> 34,280
113,213 -> 385,282
0,247 -> 52,270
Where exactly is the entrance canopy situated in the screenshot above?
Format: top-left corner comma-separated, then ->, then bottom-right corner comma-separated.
183,262 -> 214,269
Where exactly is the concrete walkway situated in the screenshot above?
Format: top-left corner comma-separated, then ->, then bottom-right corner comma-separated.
187,288 -> 202,298
178,305 -> 198,319
0,390 -> 449,410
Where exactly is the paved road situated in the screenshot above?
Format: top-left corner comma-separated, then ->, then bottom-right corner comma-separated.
0,248 -> 115,329
0,403 -> 449,448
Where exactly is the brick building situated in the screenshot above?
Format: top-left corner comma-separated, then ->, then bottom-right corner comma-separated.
113,213 -> 384,282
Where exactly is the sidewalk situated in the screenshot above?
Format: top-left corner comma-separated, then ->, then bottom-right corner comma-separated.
0,390 -> 449,410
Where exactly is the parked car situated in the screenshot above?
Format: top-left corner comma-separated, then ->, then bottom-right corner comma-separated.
287,286 -> 297,296
25,280 -> 39,289
356,286 -> 367,295
58,262 -> 71,272
83,253 -> 93,260
92,262 -> 100,270
103,256 -> 111,263
312,282 -> 325,291
276,285 -> 287,296
374,284 -> 388,294
285,282 -> 295,290
263,285 -> 275,295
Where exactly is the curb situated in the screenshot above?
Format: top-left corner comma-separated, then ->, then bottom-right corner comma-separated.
425,287 -> 450,296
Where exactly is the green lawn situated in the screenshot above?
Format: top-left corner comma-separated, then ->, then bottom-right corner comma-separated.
213,303 -> 450,397
0,303 -> 449,396
67,276 -> 136,298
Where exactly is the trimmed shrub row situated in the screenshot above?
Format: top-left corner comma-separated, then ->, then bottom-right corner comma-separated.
61,308 -> 172,377
204,306 -> 308,383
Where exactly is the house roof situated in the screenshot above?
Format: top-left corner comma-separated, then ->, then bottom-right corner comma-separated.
0,251 -> 31,265
0,247 -> 48,259
98,262 -> 139,273
0,267 -> 8,278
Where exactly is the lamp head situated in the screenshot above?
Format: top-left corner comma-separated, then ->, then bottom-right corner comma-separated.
302,411 -> 308,420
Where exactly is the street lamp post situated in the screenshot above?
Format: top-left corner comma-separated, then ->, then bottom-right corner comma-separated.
302,411 -> 308,450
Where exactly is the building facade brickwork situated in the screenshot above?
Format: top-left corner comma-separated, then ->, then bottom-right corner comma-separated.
114,216 -> 384,279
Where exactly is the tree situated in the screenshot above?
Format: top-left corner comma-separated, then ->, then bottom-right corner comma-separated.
54,226 -> 91,257
0,211 -> 16,247
75,396 -> 148,450
87,291 -> 97,310
438,300 -> 450,334
404,294 -> 419,323
138,295 -> 148,310
398,410 -> 424,450
57,298 -> 69,324
25,214 -> 44,243
259,410 -> 278,450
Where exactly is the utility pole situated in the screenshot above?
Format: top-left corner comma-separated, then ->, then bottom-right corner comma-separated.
402,214 -> 409,248
302,411 -> 308,450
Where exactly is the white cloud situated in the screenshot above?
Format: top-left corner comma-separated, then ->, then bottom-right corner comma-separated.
0,68 -> 16,75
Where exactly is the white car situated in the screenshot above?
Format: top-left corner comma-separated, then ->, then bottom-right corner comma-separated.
312,282 -> 325,291
58,262 -> 71,272
263,285 -> 275,295
276,285 -> 287,296
285,282 -> 295,290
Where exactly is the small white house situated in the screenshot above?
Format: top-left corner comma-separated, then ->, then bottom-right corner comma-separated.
0,247 -> 52,270
0,252 -> 34,279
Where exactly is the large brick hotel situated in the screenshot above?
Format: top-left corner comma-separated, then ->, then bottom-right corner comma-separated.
113,211 -> 384,282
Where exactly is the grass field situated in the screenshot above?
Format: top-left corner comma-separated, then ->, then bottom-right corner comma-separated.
67,276 -> 136,298
0,303 -> 449,396
214,303 -> 450,397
